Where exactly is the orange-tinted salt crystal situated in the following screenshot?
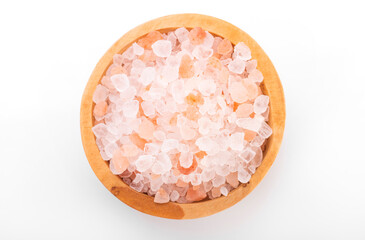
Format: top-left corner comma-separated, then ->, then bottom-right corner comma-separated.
137,118 -> 155,140
195,151 -> 207,160
93,101 -> 108,118
110,65 -> 127,76
121,144 -> 139,157
179,54 -> 195,78
177,156 -> 198,175
139,50 -> 157,63
186,93 -> 204,105
211,187 -> 222,198
207,56 -> 222,70
218,67 -> 229,84
245,82 -> 259,100
129,132 -> 147,150
176,178 -> 189,188
111,149 -> 129,173
169,113 -> 178,126
236,103 -> 253,118
250,112 -> 255,118
244,129 -> 257,142
186,186 -> 207,202
184,105 -> 199,121
137,31 -> 163,50
188,27 -> 206,45
226,172 -> 239,188
217,39 -> 233,55
151,173 -> 160,180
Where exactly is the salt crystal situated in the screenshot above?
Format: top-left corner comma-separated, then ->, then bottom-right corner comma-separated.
122,100 -> 139,118
216,164 -> 230,177
137,118 -> 155,140
152,40 -> 172,58
198,117 -> 212,135
139,67 -> 155,86
144,143 -> 160,155
220,186 -> 229,196
180,125 -> 196,140
132,42 -> 144,56
141,101 -> 155,116
254,95 -> 270,114
198,79 -> 216,96
170,190 -> 180,202
153,130 -> 166,141
233,42 -> 251,60
228,58 -> 246,74
92,123 -> 108,138
239,148 -> 256,162
258,121 -> 272,139
161,139 -> 179,152
248,69 -> 264,83
236,118 -> 262,132
196,136 -> 215,152
203,31 -> 214,48
229,132 -> 245,151
154,188 -> 170,203
170,80 -> 185,104
93,85 -> 109,103
212,175 -> 225,187
192,45 -> 213,60
104,142 -> 118,158
245,60 -> 257,73
190,174 -> 202,186
100,150 -> 111,161
229,82 -> 248,103
179,152 -> 193,168
111,74 -> 129,92
175,27 -> 189,43
135,155 -> 155,172
238,167 -> 251,183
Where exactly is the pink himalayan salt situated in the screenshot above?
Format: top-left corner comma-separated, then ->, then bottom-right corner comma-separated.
93,85 -> 109,104
226,172 -> 239,188
121,144 -> 139,157
137,31 -> 163,50
217,39 -> 233,55
92,28 -> 272,204
154,188 -> 169,203
236,103 -> 254,118
110,149 -> 129,175
137,118 -> 155,140
188,27 -> 206,45
229,82 -> 248,103
93,101 -> 108,118
186,186 -> 207,202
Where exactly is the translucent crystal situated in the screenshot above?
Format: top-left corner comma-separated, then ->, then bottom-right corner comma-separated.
152,40 -> 172,58
254,95 -> 270,114
229,132 -> 245,151
122,100 -> 139,118
93,85 -> 109,103
135,155 -> 155,172
228,58 -> 246,74
236,118 -> 262,132
111,74 -> 129,92
139,67 -> 155,86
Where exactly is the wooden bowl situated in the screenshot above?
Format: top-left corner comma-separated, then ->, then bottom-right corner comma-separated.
80,13 -> 285,219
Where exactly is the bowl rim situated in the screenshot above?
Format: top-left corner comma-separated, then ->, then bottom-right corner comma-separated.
80,13 -> 286,219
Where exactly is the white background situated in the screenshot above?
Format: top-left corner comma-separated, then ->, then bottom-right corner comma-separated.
1,0 -> 364,239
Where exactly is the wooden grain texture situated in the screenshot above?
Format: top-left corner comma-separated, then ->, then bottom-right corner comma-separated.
80,13 -> 286,219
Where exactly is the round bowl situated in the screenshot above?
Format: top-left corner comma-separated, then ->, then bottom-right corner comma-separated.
80,13 -> 285,219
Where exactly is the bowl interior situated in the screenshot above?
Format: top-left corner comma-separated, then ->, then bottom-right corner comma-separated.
81,13 -> 285,219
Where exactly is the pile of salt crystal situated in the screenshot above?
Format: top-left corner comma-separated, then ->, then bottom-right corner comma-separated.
91,27 -> 272,204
